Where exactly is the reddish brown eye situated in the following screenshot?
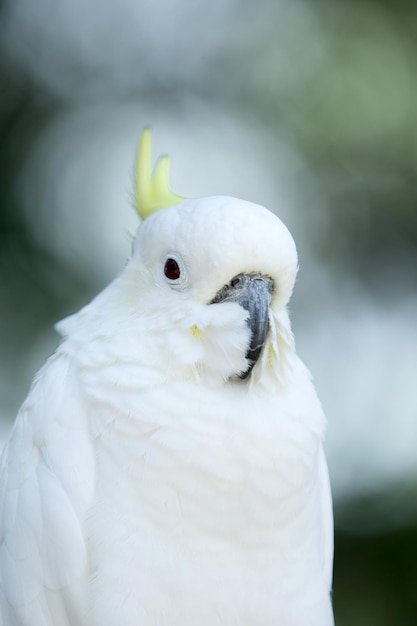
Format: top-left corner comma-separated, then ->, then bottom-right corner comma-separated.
164,257 -> 181,280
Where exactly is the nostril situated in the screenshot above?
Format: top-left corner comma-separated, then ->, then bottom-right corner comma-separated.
230,276 -> 241,288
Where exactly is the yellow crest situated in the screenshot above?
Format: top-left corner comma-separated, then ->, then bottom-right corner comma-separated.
134,128 -> 185,220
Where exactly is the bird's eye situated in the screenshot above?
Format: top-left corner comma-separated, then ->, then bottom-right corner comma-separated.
164,257 -> 181,281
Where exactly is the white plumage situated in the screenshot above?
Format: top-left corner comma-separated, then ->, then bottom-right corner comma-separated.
0,156 -> 333,625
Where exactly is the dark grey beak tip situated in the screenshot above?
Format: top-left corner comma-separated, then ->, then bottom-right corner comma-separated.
239,362 -> 254,380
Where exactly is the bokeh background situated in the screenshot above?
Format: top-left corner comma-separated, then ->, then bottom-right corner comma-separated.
0,0 -> 416,623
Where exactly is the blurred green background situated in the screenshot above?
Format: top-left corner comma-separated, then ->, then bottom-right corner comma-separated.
0,0 -> 416,623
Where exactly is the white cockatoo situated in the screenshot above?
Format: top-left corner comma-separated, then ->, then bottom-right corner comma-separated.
0,130 -> 334,625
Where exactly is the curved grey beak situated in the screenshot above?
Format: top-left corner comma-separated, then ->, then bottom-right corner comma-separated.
211,273 -> 274,379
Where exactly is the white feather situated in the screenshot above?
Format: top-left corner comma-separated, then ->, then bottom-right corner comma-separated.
0,195 -> 333,625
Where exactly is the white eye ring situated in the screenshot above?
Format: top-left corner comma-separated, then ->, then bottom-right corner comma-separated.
162,253 -> 187,288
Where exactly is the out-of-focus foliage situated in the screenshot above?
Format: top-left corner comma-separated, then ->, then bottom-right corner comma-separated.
0,0 -> 416,623
225,0 -> 417,278
335,524 -> 417,625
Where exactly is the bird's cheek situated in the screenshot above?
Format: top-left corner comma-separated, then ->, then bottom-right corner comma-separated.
189,303 -> 251,380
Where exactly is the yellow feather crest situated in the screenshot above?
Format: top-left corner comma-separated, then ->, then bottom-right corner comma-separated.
134,128 -> 185,220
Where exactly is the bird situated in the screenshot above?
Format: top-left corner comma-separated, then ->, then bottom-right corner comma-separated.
0,129 -> 334,625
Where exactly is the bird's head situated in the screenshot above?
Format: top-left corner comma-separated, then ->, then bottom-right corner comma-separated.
60,131 -> 298,389
131,192 -> 298,384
